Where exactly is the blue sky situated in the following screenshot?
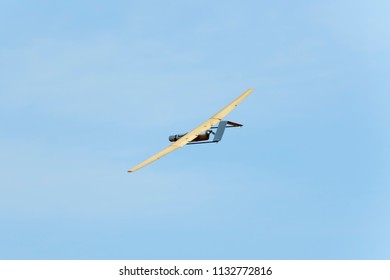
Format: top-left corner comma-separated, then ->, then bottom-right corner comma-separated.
1,0 -> 389,259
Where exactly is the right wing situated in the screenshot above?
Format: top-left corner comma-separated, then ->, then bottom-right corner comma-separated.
128,88 -> 254,172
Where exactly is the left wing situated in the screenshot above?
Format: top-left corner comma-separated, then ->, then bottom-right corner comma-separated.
128,88 -> 254,172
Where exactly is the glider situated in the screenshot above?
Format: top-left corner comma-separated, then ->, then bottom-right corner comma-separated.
128,88 -> 254,172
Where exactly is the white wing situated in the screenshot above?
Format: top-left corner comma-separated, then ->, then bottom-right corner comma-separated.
128,88 -> 254,172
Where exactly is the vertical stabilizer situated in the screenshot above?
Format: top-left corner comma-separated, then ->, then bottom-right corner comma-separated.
213,121 -> 228,142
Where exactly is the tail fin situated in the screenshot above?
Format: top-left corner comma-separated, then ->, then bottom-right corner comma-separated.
213,121 -> 228,142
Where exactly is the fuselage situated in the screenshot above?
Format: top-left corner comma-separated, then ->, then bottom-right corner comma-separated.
169,130 -> 211,142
